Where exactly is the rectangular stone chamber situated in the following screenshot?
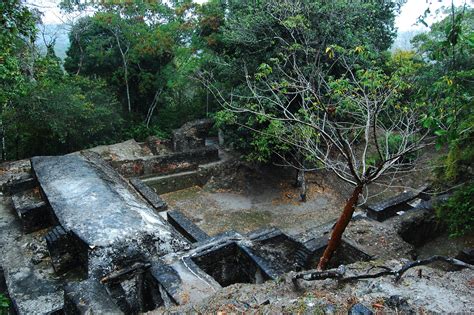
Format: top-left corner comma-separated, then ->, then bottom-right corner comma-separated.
303,235 -> 372,269
366,186 -> 431,222
191,242 -> 272,287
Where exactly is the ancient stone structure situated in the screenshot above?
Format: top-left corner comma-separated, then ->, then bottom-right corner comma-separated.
0,146 -> 371,314
2,120 -> 465,314
365,185 -> 430,221
172,118 -> 213,152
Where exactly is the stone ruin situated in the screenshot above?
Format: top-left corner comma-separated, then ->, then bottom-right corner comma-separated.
0,119 -> 372,314
1,119 -> 471,314
0,156 -> 370,313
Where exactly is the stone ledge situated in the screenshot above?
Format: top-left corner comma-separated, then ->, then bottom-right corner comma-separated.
12,188 -> 53,233
129,178 -> 167,211
111,146 -> 219,177
167,210 -> 210,243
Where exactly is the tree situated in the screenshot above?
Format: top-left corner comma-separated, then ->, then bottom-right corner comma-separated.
411,5 -> 474,237
411,6 -> 473,184
199,0 -> 402,162
63,1 -> 210,134
0,0 -> 36,159
201,1 -> 427,269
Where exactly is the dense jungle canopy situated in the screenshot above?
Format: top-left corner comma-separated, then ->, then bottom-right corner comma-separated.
0,0 -> 472,237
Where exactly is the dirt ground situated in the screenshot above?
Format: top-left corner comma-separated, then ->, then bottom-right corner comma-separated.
161,145 -> 440,237
161,167 -> 348,236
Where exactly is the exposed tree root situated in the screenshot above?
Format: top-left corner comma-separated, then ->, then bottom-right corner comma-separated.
293,256 -> 472,287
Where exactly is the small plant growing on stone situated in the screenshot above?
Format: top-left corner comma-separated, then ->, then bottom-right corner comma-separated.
0,294 -> 9,315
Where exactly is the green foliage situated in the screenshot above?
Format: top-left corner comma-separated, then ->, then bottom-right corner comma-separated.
124,123 -> 168,142
411,6 -> 474,237
436,183 -> 474,237
64,2 -> 209,124
0,293 -> 9,314
411,7 -> 474,185
3,60 -> 124,158
0,0 -> 36,107
412,7 -> 473,149
435,134 -> 474,184
203,0 -> 400,162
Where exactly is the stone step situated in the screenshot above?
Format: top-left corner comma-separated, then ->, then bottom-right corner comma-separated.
147,259 -> 221,306
366,185 -> 430,222
64,279 -> 123,314
45,226 -> 84,274
2,174 -> 37,195
129,178 -> 167,211
12,187 -> 53,233
167,210 -> 210,243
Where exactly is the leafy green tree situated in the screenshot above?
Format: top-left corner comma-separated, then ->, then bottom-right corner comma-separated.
4,73 -> 124,159
412,6 -> 474,236
0,0 -> 37,159
200,0 -> 401,161
64,1 -> 209,134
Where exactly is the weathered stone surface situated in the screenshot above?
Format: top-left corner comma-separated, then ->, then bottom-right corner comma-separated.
167,210 -> 210,243
385,295 -> 415,314
348,303 -> 374,315
455,248 -> 474,265
101,262 -> 153,313
4,266 -> 63,315
64,279 -> 123,314
12,188 -> 53,233
45,226 -> 86,274
172,118 -> 213,152
148,259 -> 220,306
192,241 -> 272,287
31,152 -> 190,275
143,169 -> 209,195
88,139 -> 154,161
129,178 -> 167,211
0,159 -> 32,192
246,228 -> 309,275
145,136 -> 171,155
299,234 -> 372,269
396,208 -> 445,247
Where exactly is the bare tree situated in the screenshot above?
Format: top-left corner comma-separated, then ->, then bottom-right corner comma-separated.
199,2 -> 428,270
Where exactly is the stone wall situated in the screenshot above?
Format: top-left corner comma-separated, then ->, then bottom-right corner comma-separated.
111,146 -> 219,178
172,118 -> 213,152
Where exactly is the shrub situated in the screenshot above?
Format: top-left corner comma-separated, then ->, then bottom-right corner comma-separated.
0,294 -> 9,314
435,182 -> 474,237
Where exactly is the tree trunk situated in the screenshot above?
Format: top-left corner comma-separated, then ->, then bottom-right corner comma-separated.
297,169 -> 307,202
113,30 -> 131,113
317,184 -> 363,270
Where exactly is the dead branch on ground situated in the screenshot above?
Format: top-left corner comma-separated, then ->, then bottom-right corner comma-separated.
292,256 -> 472,287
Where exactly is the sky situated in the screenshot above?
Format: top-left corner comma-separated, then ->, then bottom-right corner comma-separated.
28,0 -> 472,28
396,0 -> 473,32
27,0 -> 473,32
